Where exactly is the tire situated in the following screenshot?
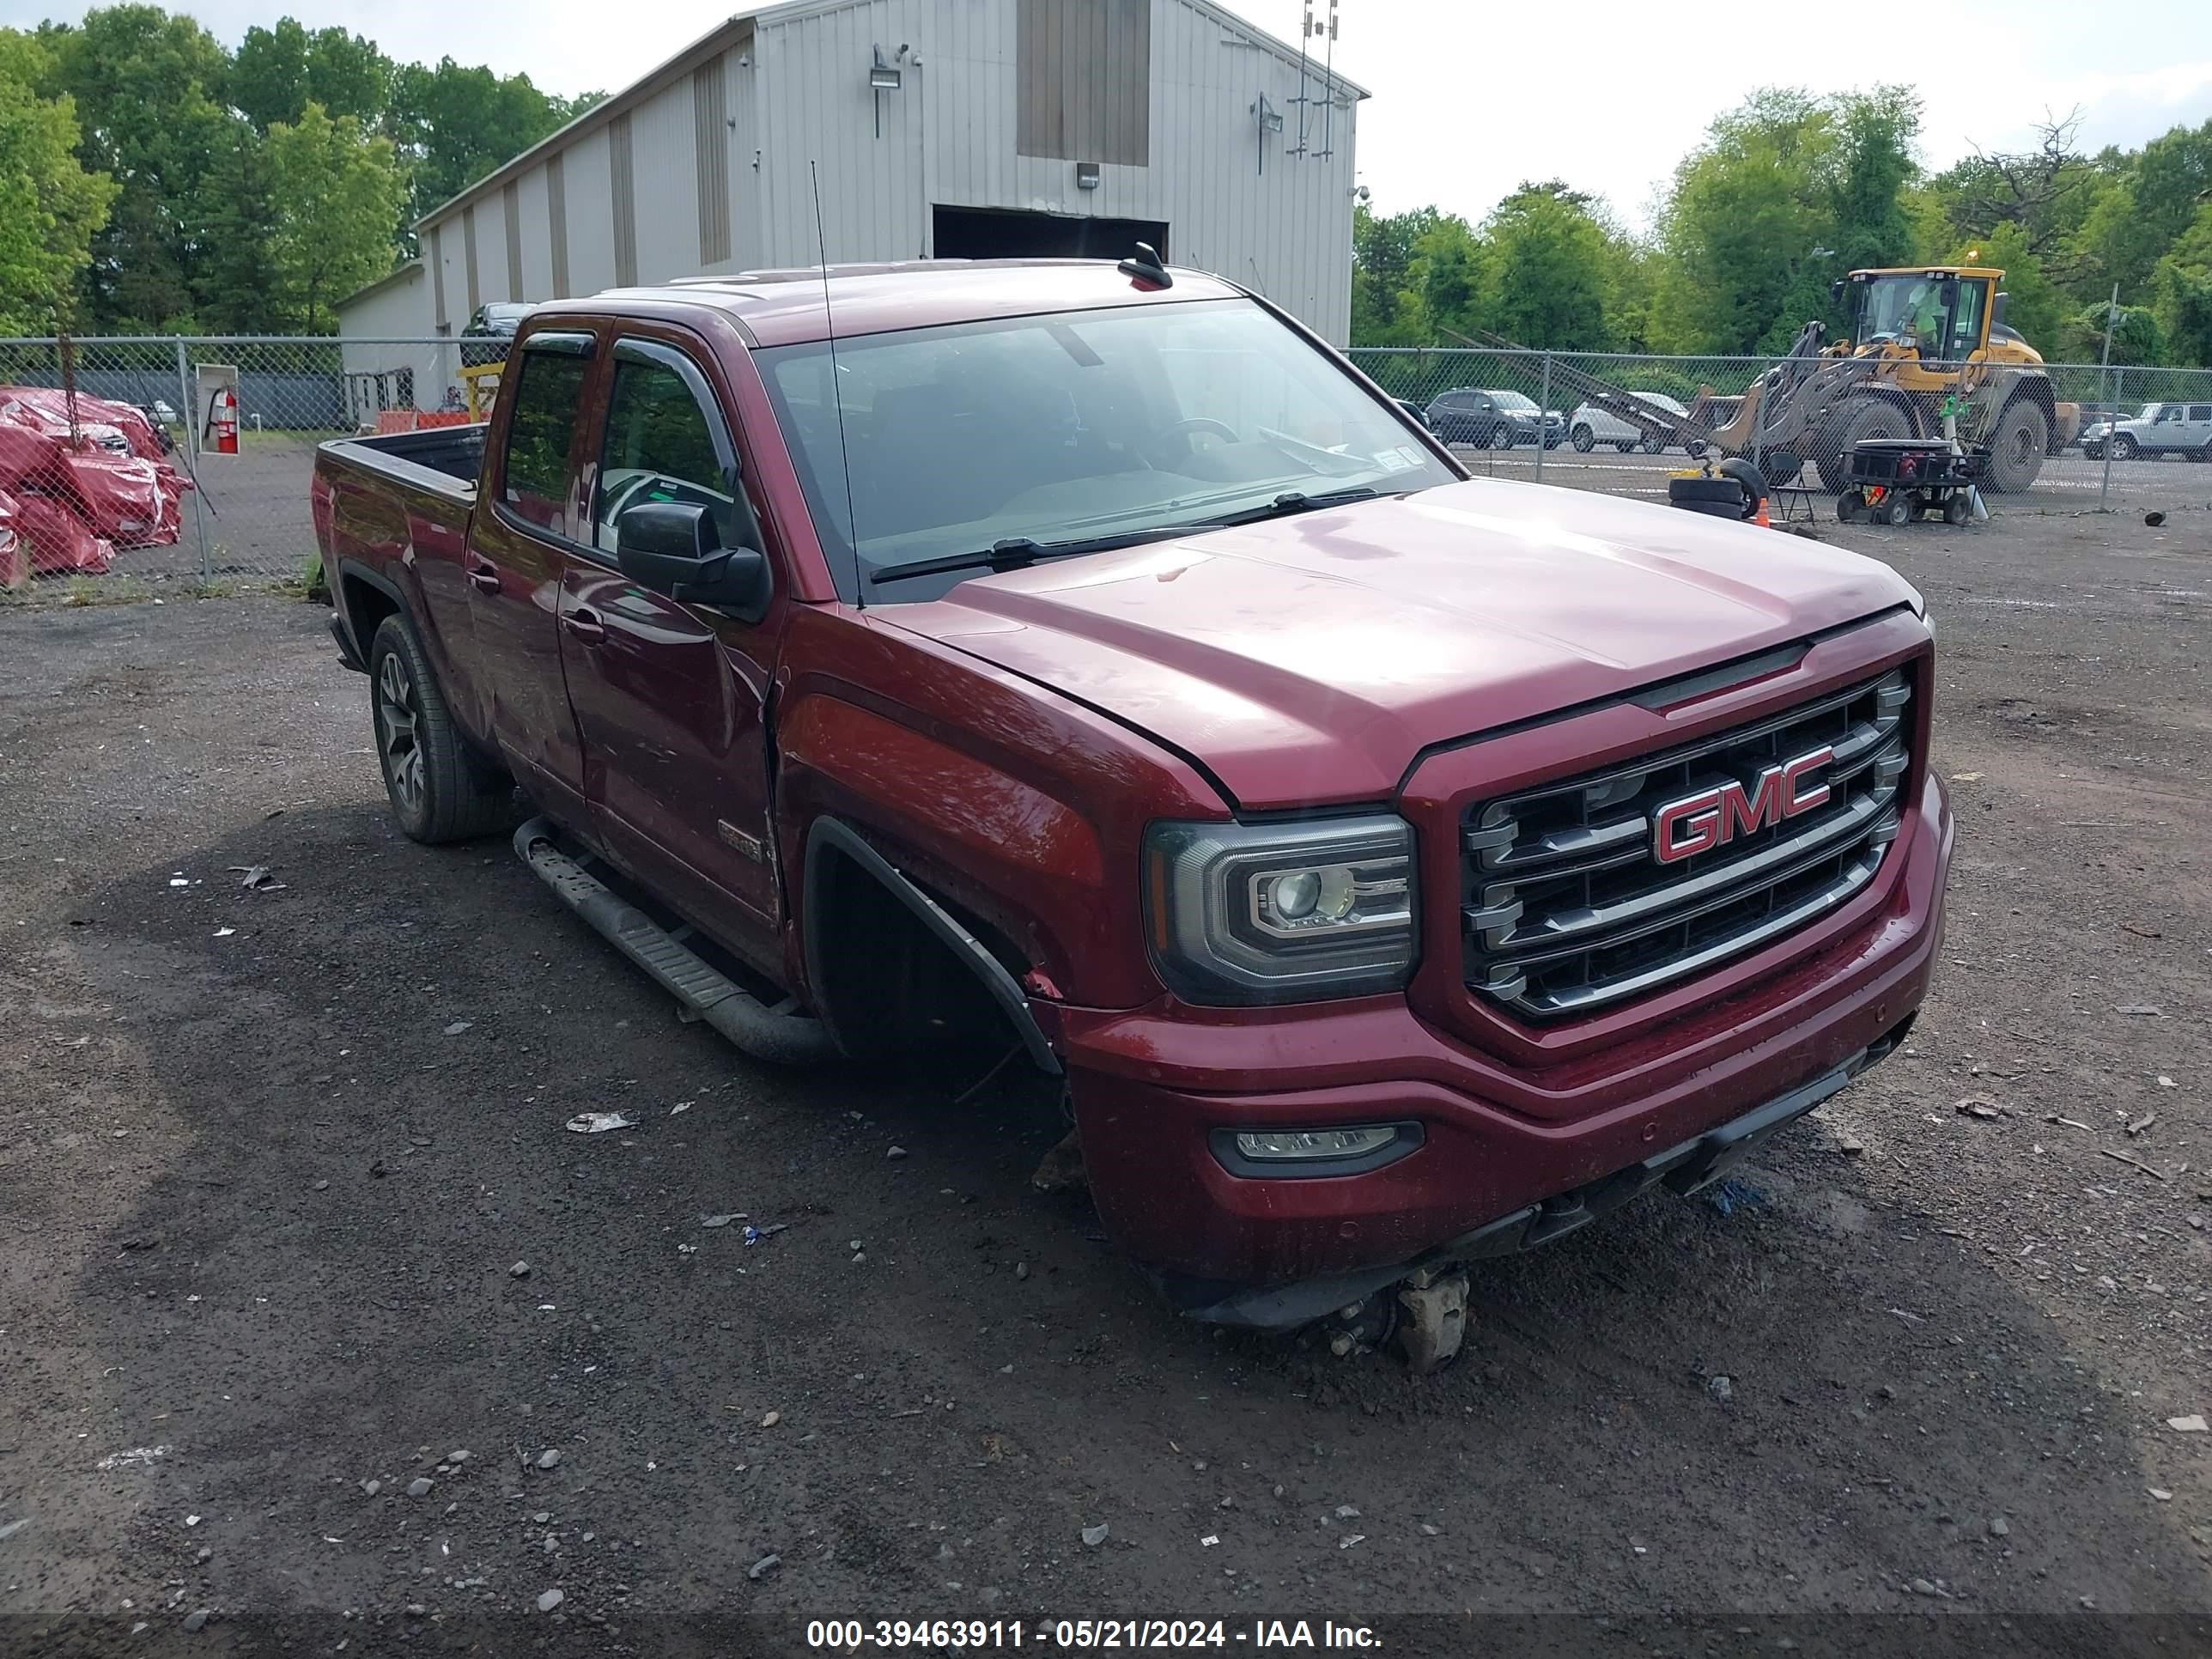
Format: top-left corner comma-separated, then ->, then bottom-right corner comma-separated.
2109,433 -> 2138,462
1717,457 -> 1770,514
1882,494 -> 1912,527
1571,424 -> 1595,453
1815,399 -> 1911,493
1640,437 -> 1664,454
1490,425 -> 1514,450
368,613 -> 513,844
1943,491 -> 1972,525
1983,399 -> 2050,494
1838,489 -> 1865,523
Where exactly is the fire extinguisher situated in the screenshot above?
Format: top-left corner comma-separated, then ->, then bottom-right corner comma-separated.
206,386 -> 239,455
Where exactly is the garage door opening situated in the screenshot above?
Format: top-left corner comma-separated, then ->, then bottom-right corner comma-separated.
933,205 -> 1169,264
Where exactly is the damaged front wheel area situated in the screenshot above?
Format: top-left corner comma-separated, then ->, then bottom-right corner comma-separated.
1307,1266 -> 1471,1376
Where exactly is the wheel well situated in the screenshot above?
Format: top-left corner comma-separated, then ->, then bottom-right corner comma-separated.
803,830 -> 1049,1077
341,571 -> 400,658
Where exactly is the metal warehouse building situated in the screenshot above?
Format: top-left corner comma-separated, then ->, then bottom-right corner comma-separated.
338,0 -> 1364,410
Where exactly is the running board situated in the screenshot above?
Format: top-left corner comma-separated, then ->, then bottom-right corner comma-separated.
513,817 -> 836,1068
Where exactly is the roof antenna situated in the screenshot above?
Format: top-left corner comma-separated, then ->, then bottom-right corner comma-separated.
810,160 -> 865,609
1117,242 -> 1172,289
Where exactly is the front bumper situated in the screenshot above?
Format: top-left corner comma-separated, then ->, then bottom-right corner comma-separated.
1057,777 -> 1952,1328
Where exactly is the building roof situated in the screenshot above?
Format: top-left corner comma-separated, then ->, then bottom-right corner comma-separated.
341,258 -> 424,307
407,0 -> 1367,236
525,258 -> 1249,347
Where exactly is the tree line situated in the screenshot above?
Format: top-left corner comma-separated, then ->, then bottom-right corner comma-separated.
0,3 -> 600,337
1355,89 -> 2212,368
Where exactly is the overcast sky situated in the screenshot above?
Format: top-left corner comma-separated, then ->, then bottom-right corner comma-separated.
15,0 -> 2212,233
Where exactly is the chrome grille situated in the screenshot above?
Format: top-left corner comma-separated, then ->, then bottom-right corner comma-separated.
1462,670 -> 1911,1019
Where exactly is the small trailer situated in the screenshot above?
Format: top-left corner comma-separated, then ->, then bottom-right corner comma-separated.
1837,438 -> 1986,526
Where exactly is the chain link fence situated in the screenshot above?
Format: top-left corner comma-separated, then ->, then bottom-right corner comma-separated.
1348,348 -> 2212,525
0,335 -> 474,600
2,333 -> 2207,603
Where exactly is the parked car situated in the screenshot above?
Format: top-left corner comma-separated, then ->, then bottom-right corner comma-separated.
312,260 -> 1951,1369
1569,392 -> 1688,453
2081,401 -> 2212,461
1422,386 -> 1564,448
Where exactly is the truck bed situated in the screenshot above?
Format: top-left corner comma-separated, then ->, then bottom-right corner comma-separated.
317,425 -> 486,501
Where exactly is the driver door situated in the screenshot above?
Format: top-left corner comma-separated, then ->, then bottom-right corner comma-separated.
556,330 -> 788,963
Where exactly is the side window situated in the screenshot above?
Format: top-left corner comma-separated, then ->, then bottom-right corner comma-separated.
592,344 -> 757,555
2191,405 -> 2212,422
500,343 -> 592,532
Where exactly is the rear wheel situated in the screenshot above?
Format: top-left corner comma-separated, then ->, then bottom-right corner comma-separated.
1815,399 -> 1911,493
1983,399 -> 2050,494
1571,424 -> 1595,453
1943,491 -> 1972,525
1882,493 -> 1912,527
1490,425 -> 1514,450
368,614 -> 512,844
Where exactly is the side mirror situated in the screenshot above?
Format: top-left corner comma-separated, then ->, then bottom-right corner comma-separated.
615,500 -> 770,618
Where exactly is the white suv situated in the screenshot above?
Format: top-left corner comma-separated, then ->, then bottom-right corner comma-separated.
2093,401 -> 2212,461
1568,392 -> 1689,453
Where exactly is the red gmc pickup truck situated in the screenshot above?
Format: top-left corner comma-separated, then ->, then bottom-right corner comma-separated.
313,258 -> 1951,1368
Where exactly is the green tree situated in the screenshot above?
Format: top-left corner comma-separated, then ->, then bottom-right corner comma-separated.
38,3 -> 232,330
264,101 -> 408,331
1402,213 -> 1485,343
1350,203 -> 1440,346
231,17 -> 392,132
1651,91 -> 1831,354
1947,221 -> 2063,354
2152,203 -> 2212,366
0,30 -> 117,331
195,120 -> 279,333
1484,184 -> 1614,350
2058,301 -> 2164,365
1827,88 -> 1921,271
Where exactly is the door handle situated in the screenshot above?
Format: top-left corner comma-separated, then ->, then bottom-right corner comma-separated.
465,557 -> 501,594
562,608 -> 607,645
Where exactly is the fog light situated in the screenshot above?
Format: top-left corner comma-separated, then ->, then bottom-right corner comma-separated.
1233,1126 -> 1398,1161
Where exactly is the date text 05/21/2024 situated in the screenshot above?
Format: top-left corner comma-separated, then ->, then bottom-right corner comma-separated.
805,1619 -> 1382,1649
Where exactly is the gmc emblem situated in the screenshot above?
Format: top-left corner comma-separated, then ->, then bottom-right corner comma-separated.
1653,745 -> 1834,864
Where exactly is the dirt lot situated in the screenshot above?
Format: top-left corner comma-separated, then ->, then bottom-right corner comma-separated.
2,502 -> 2209,1657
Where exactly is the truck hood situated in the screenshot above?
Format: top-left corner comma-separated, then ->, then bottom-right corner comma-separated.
885,478 -> 1919,808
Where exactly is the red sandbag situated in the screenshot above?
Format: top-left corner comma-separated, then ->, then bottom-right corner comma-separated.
57,447 -> 167,547
2,386 -> 169,461
15,490 -> 115,576
0,489 -> 24,589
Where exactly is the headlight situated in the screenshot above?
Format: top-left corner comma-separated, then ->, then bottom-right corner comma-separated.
1143,816 -> 1418,1004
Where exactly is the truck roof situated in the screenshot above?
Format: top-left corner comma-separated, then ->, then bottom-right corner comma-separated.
528,258 -> 1248,348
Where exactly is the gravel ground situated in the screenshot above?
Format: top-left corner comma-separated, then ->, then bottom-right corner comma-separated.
2,505 -> 2208,1657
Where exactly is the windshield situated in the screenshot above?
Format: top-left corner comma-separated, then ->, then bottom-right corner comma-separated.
1855,276 -> 1938,345
1490,391 -> 1537,411
756,298 -> 1457,600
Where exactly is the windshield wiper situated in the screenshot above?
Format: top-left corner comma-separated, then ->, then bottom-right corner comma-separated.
867,525 -> 1195,587
1194,485 -> 1387,527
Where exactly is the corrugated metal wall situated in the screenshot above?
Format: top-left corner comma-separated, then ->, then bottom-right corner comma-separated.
374,0 -> 1357,343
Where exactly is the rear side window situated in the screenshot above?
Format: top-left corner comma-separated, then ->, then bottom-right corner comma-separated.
591,343 -> 755,555
2191,405 -> 2212,422
501,343 -> 592,531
